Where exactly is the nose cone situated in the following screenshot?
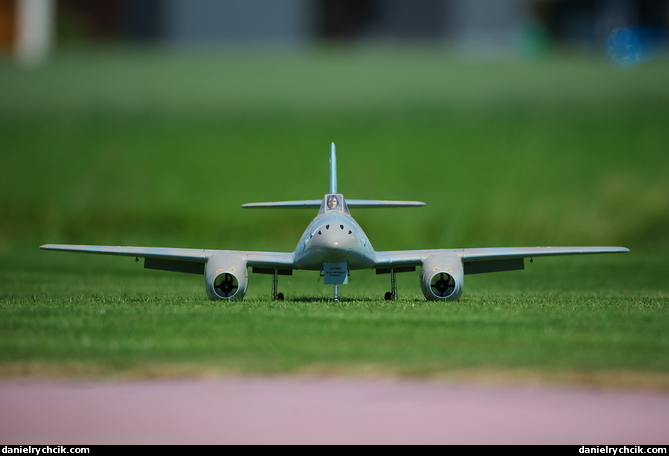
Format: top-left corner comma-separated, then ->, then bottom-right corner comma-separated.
311,223 -> 358,261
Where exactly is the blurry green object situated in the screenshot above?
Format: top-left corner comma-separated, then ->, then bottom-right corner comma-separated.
515,20 -> 551,60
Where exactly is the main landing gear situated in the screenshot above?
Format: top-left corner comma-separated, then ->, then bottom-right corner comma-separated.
272,269 -> 284,301
384,269 -> 397,301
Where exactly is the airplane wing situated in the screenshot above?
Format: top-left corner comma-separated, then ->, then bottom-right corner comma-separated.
40,244 -> 210,261
375,246 -> 629,274
39,244 -> 295,274
41,244 -> 628,277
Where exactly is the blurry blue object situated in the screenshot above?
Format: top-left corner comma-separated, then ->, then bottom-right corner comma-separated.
607,26 -> 665,67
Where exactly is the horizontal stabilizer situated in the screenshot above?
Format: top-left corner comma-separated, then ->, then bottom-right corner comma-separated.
346,200 -> 425,208
242,199 -> 425,209
242,200 -> 322,208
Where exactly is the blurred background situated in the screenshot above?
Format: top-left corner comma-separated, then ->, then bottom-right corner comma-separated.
1,0 -> 668,258
2,0 -> 668,60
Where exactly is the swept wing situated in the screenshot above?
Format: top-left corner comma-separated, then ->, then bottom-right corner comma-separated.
40,244 -> 295,273
375,246 -> 629,274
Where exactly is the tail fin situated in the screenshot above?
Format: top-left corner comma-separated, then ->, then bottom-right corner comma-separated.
241,142 -> 426,209
329,142 -> 337,194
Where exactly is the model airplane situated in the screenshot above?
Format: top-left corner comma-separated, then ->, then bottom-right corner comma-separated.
41,143 -> 629,302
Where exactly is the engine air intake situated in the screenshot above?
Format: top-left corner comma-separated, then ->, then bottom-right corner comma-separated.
430,272 -> 457,298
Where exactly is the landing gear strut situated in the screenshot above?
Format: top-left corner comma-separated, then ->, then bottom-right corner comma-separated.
384,269 -> 397,301
272,269 -> 284,301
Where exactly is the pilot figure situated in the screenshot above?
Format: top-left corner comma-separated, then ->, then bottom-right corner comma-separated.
327,195 -> 339,210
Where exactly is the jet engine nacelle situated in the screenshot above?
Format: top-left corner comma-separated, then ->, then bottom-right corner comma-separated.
205,253 -> 248,300
420,253 -> 464,301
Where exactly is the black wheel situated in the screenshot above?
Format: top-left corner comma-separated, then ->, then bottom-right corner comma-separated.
277,292 -> 284,301
384,291 -> 393,301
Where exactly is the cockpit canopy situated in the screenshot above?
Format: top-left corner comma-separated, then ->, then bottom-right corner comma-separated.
319,193 -> 349,215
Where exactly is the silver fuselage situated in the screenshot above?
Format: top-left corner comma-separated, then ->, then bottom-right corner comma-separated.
293,195 -> 375,270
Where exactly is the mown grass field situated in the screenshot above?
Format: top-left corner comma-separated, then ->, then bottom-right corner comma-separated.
0,48 -> 667,386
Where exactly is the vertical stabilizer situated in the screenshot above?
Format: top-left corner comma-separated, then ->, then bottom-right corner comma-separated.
329,142 -> 337,194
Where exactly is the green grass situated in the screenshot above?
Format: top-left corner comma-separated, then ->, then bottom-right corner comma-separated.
0,47 -> 667,385
1,248 -> 666,386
